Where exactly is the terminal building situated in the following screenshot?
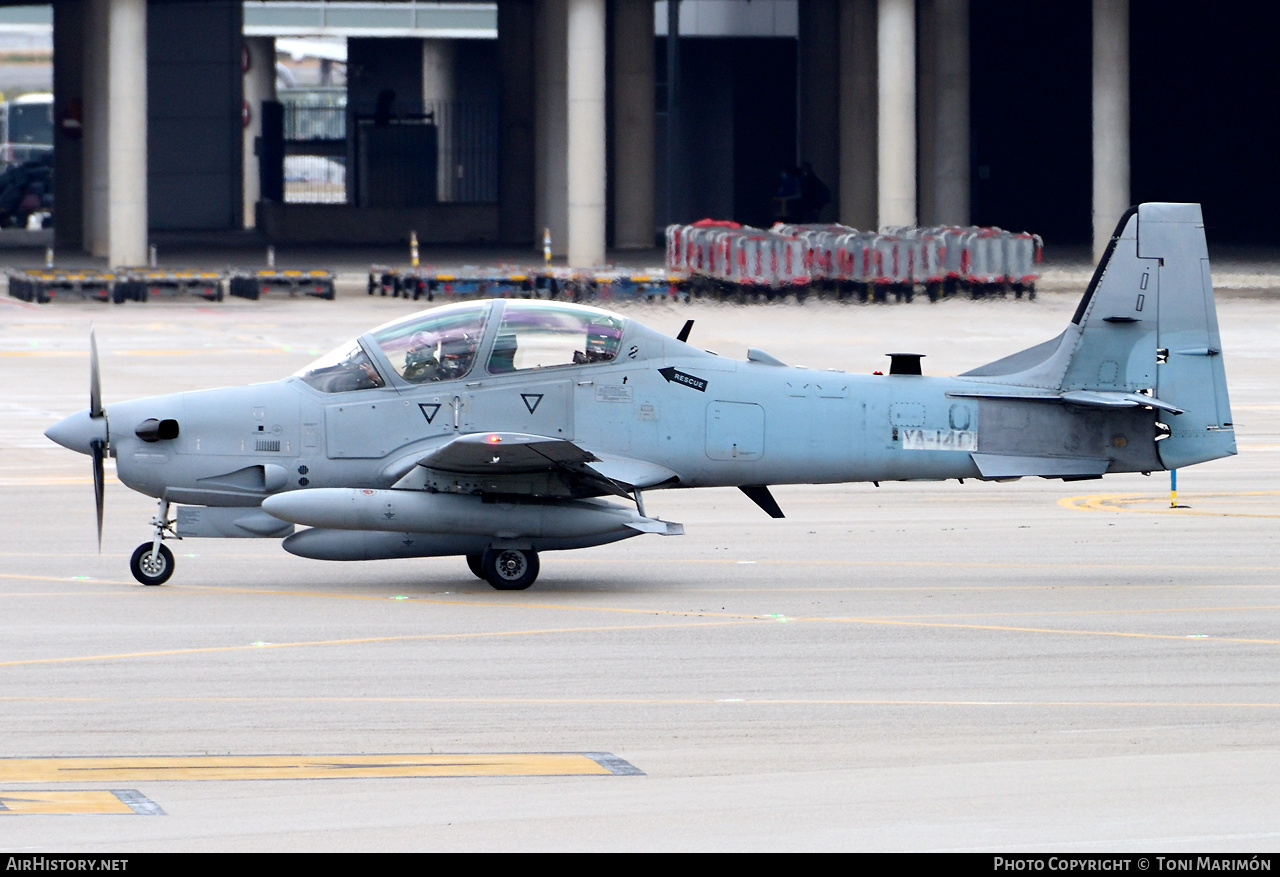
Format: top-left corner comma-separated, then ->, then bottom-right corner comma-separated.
1,0 -> 1272,265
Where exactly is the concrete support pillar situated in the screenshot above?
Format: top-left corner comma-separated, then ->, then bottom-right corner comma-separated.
612,0 -> 655,249
917,0 -> 937,226
933,0 -> 969,227
498,0 -> 536,244
422,39 -> 456,201
566,0 -> 606,266
83,0 -> 109,256
242,36 -> 275,230
1092,0 -> 1129,260
53,0 -> 85,250
535,0 -> 568,255
799,0 -> 840,222
662,0 -> 680,226
839,0 -> 876,229
877,0 -> 915,228
107,0 -> 148,266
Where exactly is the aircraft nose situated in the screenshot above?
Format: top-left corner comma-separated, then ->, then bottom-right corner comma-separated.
45,408 -> 107,456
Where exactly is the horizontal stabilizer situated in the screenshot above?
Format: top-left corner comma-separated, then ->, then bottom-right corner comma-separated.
948,388 -> 1182,414
1059,390 -> 1183,414
971,453 -> 1109,479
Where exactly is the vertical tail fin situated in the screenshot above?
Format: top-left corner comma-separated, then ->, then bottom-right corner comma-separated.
961,203 -> 1235,469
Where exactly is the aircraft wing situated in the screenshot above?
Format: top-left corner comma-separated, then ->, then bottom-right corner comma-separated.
395,432 -> 678,498
419,432 -> 597,473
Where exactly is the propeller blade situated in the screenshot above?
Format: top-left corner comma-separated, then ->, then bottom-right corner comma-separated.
91,439 -> 105,552
89,327 -> 106,550
89,326 -> 103,419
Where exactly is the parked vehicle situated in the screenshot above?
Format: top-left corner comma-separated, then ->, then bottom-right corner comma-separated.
0,92 -> 53,168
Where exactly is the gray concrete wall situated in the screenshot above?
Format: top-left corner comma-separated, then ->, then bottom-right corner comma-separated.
798,0 -> 839,222
347,37 -> 426,116
259,202 -> 499,244
147,0 -> 243,230
52,0 -> 84,250
498,0 -> 536,244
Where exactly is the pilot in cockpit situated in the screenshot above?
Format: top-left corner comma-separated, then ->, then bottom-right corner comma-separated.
403,329 -> 477,382
572,330 -> 614,365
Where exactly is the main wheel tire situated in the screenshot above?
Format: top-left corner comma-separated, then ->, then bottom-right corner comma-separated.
481,548 -> 539,591
465,553 -> 486,580
130,542 -> 174,586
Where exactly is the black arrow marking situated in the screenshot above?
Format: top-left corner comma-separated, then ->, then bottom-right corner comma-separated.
419,403 -> 441,424
521,393 -> 544,414
658,367 -> 707,392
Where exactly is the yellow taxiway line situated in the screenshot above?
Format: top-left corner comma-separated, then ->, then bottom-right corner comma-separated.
1061,491 -> 1280,518
0,789 -> 160,815
0,753 -> 633,782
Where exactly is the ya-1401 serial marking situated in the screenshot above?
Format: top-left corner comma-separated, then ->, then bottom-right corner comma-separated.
46,204 -> 1234,590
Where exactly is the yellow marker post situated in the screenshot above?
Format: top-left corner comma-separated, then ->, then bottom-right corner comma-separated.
409,230 -> 419,269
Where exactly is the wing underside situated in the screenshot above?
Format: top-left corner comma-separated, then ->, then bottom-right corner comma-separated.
393,432 -> 679,499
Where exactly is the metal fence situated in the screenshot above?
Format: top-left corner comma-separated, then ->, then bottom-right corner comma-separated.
278,90 -> 497,205
282,89 -> 346,203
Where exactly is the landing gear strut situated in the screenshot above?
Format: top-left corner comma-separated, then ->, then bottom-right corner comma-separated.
130,499 -> 177,586
481,548 -> 539,590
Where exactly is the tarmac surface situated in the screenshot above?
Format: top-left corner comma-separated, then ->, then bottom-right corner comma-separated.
2,276 -> 1279,851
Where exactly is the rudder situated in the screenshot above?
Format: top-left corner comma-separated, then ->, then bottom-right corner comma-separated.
1139,204 -> 1235,468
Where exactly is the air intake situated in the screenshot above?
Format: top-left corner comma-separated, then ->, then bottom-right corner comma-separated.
136,418 -> 180,442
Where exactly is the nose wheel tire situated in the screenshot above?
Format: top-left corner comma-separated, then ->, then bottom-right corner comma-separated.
130,543 -> 175,586
465,553 -> 485,580
481,548 -> 539,591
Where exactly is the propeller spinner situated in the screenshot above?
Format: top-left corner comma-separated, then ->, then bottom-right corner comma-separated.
43,327 -> 110,550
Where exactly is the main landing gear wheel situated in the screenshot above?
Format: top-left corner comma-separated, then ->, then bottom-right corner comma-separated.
465,553 -> 485,580
130,542 -> 174,586
481,548 -> 539,591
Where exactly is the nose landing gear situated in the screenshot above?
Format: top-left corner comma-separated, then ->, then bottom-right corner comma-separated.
130,499 -> 177,586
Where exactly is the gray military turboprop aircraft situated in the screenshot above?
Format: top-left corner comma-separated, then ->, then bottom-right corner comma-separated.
46,203 -> 1234,590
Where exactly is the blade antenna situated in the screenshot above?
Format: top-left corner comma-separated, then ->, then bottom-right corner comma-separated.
676,320 -> 694,343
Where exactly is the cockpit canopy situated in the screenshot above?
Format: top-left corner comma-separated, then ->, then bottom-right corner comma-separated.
295,300 -> 629,393
372,301 -> 489,384
486,301 -> 624,373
